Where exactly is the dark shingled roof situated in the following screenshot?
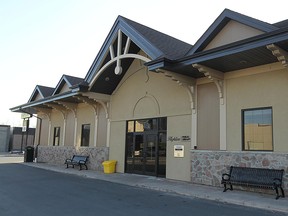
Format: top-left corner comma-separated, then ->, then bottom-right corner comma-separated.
37,85 -> 54,97
63,75 -> 84,86
121,16 -> 193,60
273,19 -> 288,28
27,85 -> 54,103
52,74 -> 84,95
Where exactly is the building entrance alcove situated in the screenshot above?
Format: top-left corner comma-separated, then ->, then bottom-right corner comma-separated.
125,118 -> 167,177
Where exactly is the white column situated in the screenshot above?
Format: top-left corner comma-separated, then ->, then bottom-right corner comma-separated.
191,110 -> 197,149
74,117 -> 78,147
184,84 -> 197,150
94,115 -> 98,147
106,119 -> 110,147
62,118 -> 66,146
47,120 -> 51,146
220,80 -> 227,150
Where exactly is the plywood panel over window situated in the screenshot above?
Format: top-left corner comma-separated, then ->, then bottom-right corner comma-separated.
197,83 -> 220,150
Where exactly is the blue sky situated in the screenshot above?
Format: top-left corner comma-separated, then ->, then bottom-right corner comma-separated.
1,0 -> 288,127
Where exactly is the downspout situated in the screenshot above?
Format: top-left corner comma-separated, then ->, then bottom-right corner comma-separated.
34,117 -> 42,162
19,109 -> 42,162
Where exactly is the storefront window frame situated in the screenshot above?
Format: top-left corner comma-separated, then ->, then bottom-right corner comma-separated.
81,124 -> 90,147
53,127 -> 60,146
242,107 -> 273,151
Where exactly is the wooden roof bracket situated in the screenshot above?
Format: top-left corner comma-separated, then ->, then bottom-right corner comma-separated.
56,101 -> 78,118
192,63 -> 224,105
45,103 -> 68,120
73,96 -> 98,116
34,107 -> 52,121
74,95 -> 109,119
156,69 -> 196,112
267,44 -> 288,68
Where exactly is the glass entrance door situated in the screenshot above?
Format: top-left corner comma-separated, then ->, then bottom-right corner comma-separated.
144,133 -> 157,175
133,133 -> 144,174
125,118 -> 166,177
127,133 -> 158,176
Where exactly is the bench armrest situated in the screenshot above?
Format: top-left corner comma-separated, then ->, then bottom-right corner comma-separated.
78,160 -> 87,164
273,178 -> 282,186
222,173 -> 231,181
65,159 -> 72,163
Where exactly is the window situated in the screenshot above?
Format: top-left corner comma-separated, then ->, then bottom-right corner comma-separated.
127,121 -> 134,133
53,127 -> 60,146
81,124 -> 90,147
242,107 -> 273,151
127,118 -> 166,133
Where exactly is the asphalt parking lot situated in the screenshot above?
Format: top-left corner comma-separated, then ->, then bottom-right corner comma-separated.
0,153 -> 287,215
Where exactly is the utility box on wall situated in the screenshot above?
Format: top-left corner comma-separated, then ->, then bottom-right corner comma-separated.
0,125 -> 10,152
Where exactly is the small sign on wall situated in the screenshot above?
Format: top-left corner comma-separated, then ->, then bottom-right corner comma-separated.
174,145 -> 184,158
181,136 -> 191,142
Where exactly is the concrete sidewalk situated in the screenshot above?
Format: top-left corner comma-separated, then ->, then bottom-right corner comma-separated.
1,153 -> 287,213
21,161 -> 288,214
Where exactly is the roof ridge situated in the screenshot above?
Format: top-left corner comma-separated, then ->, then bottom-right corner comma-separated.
273,19 -> 288,28
37,85 -> 54,89
120,16 -> 192,44
63,74 -> 83,79
120,16 -> 193,60
120,16 -> 192,46
84,15 -> 193,82
224,9 -> 276,30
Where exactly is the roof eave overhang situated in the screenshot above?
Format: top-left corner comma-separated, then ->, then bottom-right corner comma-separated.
179,29 -> 288,67
10,91 -> 80,114
71,83 -> 89,92
145,57 -> 175,71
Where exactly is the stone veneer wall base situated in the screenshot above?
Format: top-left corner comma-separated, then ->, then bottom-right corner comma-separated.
191,150 -> 288,194
36,146 -> 109,171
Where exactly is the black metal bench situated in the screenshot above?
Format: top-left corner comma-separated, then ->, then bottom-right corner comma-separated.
221,166 -> 285,199
64,155 -> 89,170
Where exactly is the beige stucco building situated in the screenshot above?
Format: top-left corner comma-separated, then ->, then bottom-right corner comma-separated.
11,9 -> 288,191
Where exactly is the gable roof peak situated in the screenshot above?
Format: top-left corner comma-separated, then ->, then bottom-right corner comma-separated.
186,8 -> 278,55
52,74 -> 84,96
62,74 -> 84,85
222,8 -> 276,29
28,85 -> 54,102
84,15 -> 192,83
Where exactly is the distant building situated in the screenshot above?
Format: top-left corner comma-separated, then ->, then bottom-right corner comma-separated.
10,9 -> 288,192
0,125 -> 35,153
9,127 -> 35,152
0,125 -> 10,152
